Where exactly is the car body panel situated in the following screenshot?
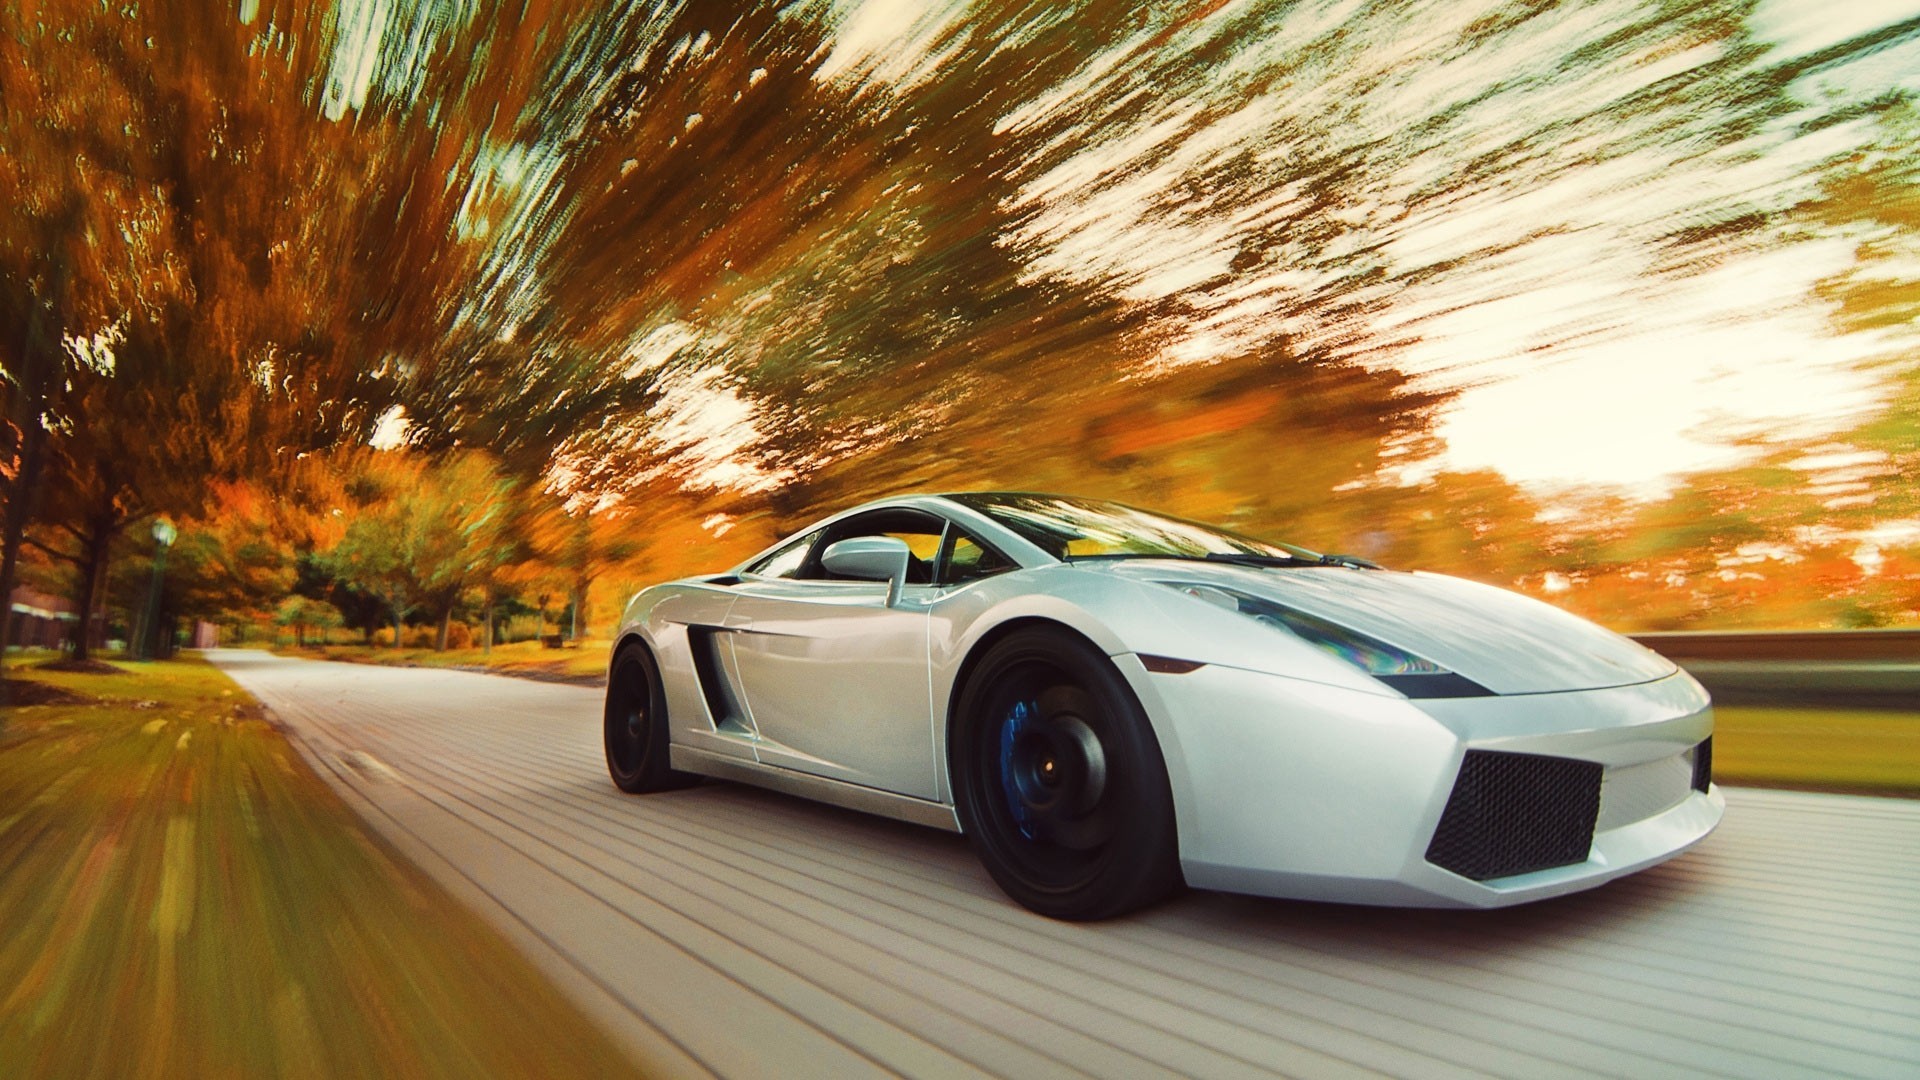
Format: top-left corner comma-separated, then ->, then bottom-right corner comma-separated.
611,492 -> 1722,909
722,577 -> 941,798
1096,559 -> 1677,694
1136,661 -> 1716,906
633,586 -> 758,764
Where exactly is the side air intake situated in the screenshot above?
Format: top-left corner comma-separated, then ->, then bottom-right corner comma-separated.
686,626 -> 742,726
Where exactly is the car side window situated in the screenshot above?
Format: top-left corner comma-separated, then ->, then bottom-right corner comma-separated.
882,528 -> 945,584
886,530 -> 943,562
807,509 -> 947,583
943,530 -> 1016,585
746,530 -> 818,579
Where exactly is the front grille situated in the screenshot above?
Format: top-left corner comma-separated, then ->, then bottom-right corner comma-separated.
1692,736 -> 1713,793
1595,753 -> 1694,832
1426,750 -> 1603,881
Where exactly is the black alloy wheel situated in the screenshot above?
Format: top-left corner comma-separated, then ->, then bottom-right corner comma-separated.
604,642 -> 696,793
952,627 -> 1181,920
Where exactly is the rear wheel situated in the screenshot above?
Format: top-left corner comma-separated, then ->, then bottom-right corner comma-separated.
605,643 -> 696,793
952,628 -> 1180,919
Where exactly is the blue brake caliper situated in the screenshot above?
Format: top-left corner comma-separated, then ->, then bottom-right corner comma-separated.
1000,700 -> 1037,839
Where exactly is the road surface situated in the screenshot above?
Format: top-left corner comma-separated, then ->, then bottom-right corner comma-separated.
208,649 -> 1920,1079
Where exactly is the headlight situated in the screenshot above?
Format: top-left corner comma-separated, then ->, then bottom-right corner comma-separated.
1156,581 -> 1494,698
1166,582 -> 1446,675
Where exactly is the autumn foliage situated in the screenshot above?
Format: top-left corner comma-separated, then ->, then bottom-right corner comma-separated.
2,1 -> 1916,669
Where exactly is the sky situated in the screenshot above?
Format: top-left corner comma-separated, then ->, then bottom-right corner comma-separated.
1430,0 -> 1920,494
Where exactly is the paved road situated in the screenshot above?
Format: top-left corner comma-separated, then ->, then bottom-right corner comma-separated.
208,649 -> 1920,1079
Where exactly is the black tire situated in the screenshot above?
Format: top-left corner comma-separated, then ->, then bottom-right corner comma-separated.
952,627 -> 1181,920
605,642 -> 697,794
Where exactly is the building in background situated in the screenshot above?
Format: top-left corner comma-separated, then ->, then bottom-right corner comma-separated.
7,586 -> 77,651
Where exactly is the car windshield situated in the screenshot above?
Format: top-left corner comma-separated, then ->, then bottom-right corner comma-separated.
945,492 -> 1320,563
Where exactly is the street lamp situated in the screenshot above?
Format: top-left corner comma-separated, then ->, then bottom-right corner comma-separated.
140,518 -> 177,661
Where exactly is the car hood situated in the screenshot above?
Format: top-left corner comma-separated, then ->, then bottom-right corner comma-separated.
1101,561 -> 1677,695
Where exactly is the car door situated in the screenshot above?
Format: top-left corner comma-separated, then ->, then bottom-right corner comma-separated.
723,509 -> 945,799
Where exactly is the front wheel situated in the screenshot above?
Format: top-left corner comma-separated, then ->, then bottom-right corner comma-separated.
605,643 -> 697,793
952,628 -> 1181,920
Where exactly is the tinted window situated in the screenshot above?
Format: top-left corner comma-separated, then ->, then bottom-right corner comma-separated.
746,530 -> 817,579
945,492 -> 1315,561
943,532 -> 1016,585
812,508 -> 946,584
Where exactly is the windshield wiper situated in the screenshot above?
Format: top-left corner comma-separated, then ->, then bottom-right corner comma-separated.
1063,552 -> 1307,565
1201,552 -> 1322,568
1065,551 -> 1379,569
1205,552 -> 1385,569
1315,553 -> 1382,569
1065,552 -> 1318,567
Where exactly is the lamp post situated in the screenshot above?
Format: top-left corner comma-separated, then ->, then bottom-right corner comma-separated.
140,518 -> 177,661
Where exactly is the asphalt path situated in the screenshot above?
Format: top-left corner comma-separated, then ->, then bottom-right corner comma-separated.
208,649 -> 1920,1079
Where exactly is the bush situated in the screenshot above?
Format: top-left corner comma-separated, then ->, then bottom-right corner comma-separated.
404,625 -> 437,649
373,627 -> 395,647
499,615 -> 543,644
444,621 -> 474,649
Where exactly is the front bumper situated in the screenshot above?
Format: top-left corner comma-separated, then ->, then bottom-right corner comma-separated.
1117,658 -> 1723,908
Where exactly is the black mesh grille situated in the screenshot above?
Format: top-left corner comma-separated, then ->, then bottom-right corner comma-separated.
1425,750 -> 1603,881
1692,737 -> 1713,793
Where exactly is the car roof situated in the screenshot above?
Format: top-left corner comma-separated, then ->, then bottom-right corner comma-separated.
727,492 -> 1064,574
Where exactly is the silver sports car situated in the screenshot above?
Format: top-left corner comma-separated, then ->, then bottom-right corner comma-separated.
605,492 -> 1722,919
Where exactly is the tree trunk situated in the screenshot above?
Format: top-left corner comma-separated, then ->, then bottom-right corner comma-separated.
391,608 -> 403,648
127,591 -> 147,664
483,597 -> 494,656
573,570 -> 593,640
1,199 -> 77,694
436,605 -> 452,651
69,514 -> 115,663
0,428 -> 48,660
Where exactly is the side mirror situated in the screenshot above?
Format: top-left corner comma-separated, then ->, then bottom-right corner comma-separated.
821,536 -> 912,607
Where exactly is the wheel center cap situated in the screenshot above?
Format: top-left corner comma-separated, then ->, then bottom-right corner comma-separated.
1006,714 -> 1107,812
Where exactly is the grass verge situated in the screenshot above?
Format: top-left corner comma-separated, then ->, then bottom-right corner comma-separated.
1712,705 -> 1920,796
0,656 -> 644,1079
273,639 -> 610,684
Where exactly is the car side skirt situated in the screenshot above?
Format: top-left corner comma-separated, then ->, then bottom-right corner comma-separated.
670,745 -> 964,833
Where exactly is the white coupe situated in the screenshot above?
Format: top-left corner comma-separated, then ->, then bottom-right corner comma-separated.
605,492 -> 1722,919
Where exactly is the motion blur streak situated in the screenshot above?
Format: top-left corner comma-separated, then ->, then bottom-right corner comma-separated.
2,1 -> 1916,638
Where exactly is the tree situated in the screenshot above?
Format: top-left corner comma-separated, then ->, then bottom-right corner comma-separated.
274,595 -> 344,648
5,2 -> 396,664
328,453 -> 434,647
0,1 -> 184,676
1809,102 -> 1920,530
322,451 -> 531,650
417,453 -> 530,651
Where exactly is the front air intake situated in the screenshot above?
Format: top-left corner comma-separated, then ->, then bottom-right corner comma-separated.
1426,750 -> 1603,881
1692,737 -> 1713,793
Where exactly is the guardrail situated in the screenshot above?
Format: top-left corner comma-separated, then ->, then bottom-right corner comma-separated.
1629,630 -> 1920,709
1630,629 -> 1920,662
